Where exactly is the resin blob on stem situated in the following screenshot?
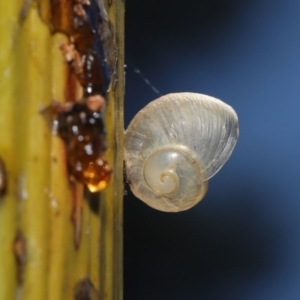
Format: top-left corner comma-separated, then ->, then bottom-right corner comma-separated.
45,0 -> 114,192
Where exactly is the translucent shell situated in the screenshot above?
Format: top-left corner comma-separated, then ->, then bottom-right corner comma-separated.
124,93 -> 239,212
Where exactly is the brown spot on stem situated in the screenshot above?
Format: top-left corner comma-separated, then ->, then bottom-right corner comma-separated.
13,231 -> 26,285
74,277 -> 99,300
0,157 -> 7,197
71,181 -> 84,249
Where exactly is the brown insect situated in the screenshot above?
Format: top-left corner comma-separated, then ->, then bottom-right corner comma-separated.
46,0 -> 114,192
42,0 -> 116,248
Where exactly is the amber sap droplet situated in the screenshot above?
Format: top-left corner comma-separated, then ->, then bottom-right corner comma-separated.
53,103 -> 112,191
69,152 -> 112,192
85,157 -> 112,192
63,125 -> 111,191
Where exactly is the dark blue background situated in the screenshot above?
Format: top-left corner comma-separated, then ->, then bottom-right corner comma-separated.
124,1 -> 300,299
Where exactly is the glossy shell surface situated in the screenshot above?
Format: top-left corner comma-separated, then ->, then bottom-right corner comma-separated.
124,92 -> 239,212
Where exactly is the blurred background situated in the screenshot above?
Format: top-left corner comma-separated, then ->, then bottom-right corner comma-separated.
123,0 -> 300,299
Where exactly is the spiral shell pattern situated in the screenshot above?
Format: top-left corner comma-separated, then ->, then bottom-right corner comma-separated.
124,93 -> 239,212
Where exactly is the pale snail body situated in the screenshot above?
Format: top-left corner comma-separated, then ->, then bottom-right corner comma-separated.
124,92 -> 239,212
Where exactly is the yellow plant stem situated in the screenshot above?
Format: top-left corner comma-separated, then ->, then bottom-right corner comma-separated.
0,0 -> 23,299
0,1 -> 124,299
15,7 -> 52,299
99,1 -> 125,299
47,31 -> 73,300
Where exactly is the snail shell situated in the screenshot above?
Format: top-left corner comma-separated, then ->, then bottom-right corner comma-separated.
124,92 -> 239,212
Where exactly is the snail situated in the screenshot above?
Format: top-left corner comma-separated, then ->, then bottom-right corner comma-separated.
124,92 -> 239,212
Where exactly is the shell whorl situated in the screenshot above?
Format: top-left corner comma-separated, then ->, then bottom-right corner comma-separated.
124,92 -> 239,212
141,145 -> 208,211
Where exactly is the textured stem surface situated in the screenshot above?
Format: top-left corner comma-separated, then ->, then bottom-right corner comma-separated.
0,1 -> 124,299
